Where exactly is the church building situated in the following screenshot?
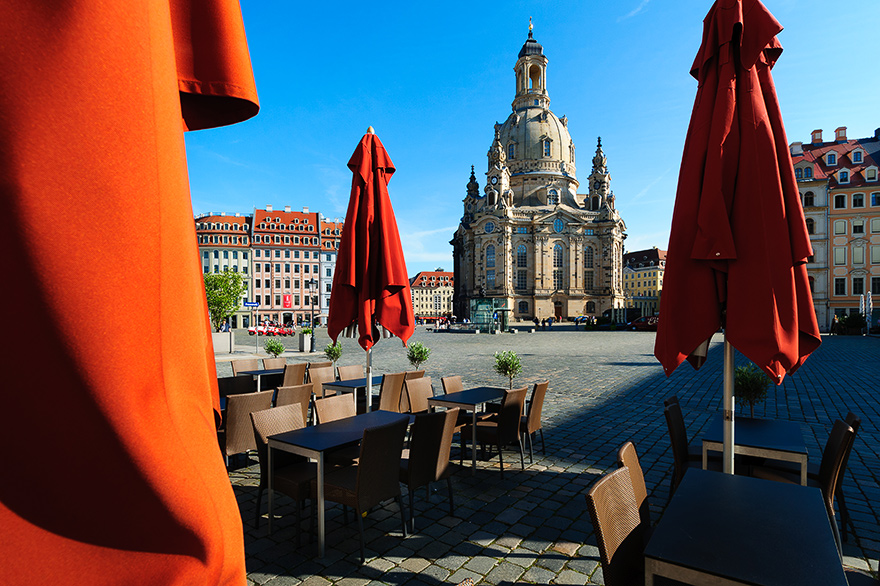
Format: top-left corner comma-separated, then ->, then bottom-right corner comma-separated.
451,26 -> 627,326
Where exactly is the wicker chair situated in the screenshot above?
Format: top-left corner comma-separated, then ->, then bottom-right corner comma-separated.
217,390 -> 273,465
231,358 -> 260,376
663,402 -> 722,499
263,357 -> 286,370
399,408 -> 459,531
308,360 -> 332,370
275,384 -> 312,425
441,375 -> 463,395
586,467 -> 646,586
377,371 -> 407,413
520,380 -> 549,462
319,417 -> 409,562
753,418 -> 855,551
250,405 -> 316,543
337,364 -> 364,381
314,393 -> 356,424
404,377 -> 434,414
460,386 -> 527,478
282,363 -> 307,387
399,370 -> 426,412
308,365 -> 337,398
616,442 -> 651,531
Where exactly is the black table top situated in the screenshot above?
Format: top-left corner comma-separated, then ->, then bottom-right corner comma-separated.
703,415 -> 807,455
645,469 -> 846,586
322,376 -> 383,390
268,410 -> 409,453
430,386 -> 505,406
237,368 -> 285,377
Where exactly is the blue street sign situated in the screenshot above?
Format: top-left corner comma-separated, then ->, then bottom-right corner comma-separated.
243,301 -> 259,307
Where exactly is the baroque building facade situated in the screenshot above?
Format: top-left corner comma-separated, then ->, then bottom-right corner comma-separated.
623,248 -> 666,318
451,28 -> 626,324
410,271 -> 454,322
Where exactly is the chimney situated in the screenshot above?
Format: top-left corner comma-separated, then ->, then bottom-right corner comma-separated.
811,129 -> 823,144
266,204 -> 273,212
835,127 -> 847,141
790,142 -> 803,155
284,205 -> 291,213
302,206 -> 309,214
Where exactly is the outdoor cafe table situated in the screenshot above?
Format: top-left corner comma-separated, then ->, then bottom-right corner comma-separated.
644,468 -> 846,586
267,410 -> 410,557
237,368 -> 285,393
321,375 -> 384,412
428,386 -> 505,475
702,414 -> 809,485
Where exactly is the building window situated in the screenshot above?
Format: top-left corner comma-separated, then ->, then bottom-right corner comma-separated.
839,170 -> 850,184
487,269 -> 495,289
553,218 -> 564,232
508,144 -> 515,159
553,243 -> 563,290
868,169 -> 877,181
275,263 -> 281,272
853,193 -> 865,208
795,168 -> 802,179
486,245 -> 495,268
853,277 -> 864,295
518,301 -> 529,314
517,244 -> 527,268
274,279 -> 281,289
264,279 -> 270,289
517,226 -> 528,234
834,278 -> 846,296
586,301 -> 596,313
853,246 -> 865,265
284,263 -> 291,272
548,190 -> 559,205
585,271 -> 594,290
264,294 -> 271,305
804,167 -> 813,179
517,270 -> 527,290
853,220 -> 865,235
834,220 -> 847,235
274,250 -> 281,258
853,151 -> 863,163
872,193 -> 880,207
803,192 -> 814,206
872,277 -> 880,294
543,140 -> 551,157
585,247 -> 594,269
326,268 -> 332,277
873,219 -> 880,233
827,152 -> 837,165
834,194 -> 846,208
805,218 -> 814,234
873,246 -> 880,264
833,247 -> 846,266
213,250 -> 219,259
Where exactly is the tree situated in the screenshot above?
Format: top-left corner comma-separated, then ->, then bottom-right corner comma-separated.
493,350 -> 522,389
406,341 -> 431,370
324,341 -> 342,368
203,270 -> 248,331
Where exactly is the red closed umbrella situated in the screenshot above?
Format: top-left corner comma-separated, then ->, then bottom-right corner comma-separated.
328,129 -> 415,407
654,0 -> 821,472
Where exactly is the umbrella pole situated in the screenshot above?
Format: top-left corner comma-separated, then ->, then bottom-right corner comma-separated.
365,348 -> 372,413
722,333 -> 735,474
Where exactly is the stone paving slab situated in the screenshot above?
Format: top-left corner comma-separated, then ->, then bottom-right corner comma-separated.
226,329 -> 880,584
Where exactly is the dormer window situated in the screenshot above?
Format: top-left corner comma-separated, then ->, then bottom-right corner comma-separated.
804,167 -> 813,178
839,170 -> 850,184
795,168 -> 803,179
866,167 -> 877,181
547,189 -> 559,205
853,150 -> 863,163
508,144 -> 515,160
543,139 -> 551,157
827,152 -> 837,166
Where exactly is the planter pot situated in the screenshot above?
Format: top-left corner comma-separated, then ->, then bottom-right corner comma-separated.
211,331 -> 234,354
298,333 -> 308,352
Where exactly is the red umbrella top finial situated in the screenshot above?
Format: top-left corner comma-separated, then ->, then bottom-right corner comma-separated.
366,126 -> 374,134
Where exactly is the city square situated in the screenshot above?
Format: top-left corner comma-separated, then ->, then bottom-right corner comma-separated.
220,328 -> 880,585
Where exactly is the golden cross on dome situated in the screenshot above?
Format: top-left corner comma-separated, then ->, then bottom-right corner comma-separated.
529,17 -> 533,31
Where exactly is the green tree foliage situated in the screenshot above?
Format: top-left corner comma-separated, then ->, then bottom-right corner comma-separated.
493,350 -> 522,389
406,341 -> 431,370
203,270 -> 248,331
324,341 -> 343,366
734,363 -> 772,418
264,338 -> 285,358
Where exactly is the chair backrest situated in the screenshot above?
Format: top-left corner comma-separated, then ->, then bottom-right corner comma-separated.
223,390 -> 274,456
308,365 -> 337,398
441,375 -> 463,395
664,403 -> 690,492
404,376 -> 434,414
497,387 -> 528,444
231,358 -> 260,376
663,394 -> 680,408
250,404 -> 306,464
404,408 -> 459,488
314,393 -> 356,424
308,360 -> 332,370
337,364 -> 364,381
817,419 -> 855,513
400,370 -> 426,412
405,370 -> 425,380
355,417 -> 409,510
217,374 -> 256,397
282,362 -> 307,387
525,380 -> 549,434
275,384 -> 312,424
616,441 -> 650,529
838,412 -> 862,493
378,371 -> 407,412
263,357 -> 286,370
586,467 -> 645,586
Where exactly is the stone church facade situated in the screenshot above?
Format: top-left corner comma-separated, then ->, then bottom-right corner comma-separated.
451,28 -> 627,324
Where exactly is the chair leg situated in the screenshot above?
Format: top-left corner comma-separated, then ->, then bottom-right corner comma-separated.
527,431 -> 534,463
838,489 -> 850,542
408,489 -> 415,533
517,436 -> 525,470
446,477 -> 455,518
356,508 -> 365,563
396,494 -> 408,537
254,486 -> 264,528
342,504 -> 349,525
498,441 -> 504,479
539,428 -> 545,454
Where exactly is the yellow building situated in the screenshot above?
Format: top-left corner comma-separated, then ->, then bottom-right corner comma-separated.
410,271 -> 454,322
623,248 -> 666,318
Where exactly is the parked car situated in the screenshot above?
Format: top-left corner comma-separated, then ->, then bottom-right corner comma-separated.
627,315 -> 659,331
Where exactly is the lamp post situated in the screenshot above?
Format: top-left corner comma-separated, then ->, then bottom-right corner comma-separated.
308,278 -> 317,352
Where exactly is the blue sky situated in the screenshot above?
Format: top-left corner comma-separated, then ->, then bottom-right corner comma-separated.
185,1 -> 879,276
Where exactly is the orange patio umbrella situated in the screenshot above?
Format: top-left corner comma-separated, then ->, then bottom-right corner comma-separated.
0,1 -> 258,584
328,129 -> 415,406
654,0 -> 821,473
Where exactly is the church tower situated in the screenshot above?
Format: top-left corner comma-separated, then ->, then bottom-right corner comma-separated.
451,24 -> 626,327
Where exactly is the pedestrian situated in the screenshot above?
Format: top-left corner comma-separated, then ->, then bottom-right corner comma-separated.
541,318 -> 546,330
548,316 -> 553,328
832,315 -> 839,335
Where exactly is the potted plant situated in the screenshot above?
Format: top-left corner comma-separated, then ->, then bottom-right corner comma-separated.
298,327 -> 312,352
406,341 -> 431,370
324,341 -> 342,370
734,363 -> 771,418
264,338 -> 285,359
494,350 -> 522,389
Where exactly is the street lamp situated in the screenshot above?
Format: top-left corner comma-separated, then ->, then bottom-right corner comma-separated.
308,278 -> 317,352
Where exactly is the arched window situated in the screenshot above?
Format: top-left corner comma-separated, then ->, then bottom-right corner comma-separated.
585,247 -> 594,269
804,167 -> 813,178
553,243 -> 564,290
517,244 -> 527,268
547,189 -> 559,205
591,196 -> 599,211
543,140 -> 551,157
586,301 -> 596,313
795,168 -> 803,179
508,144 -> 515,160
486,244 -> 495,268
805,218 -> 814,234
803,191 -> 814,206
518,301 -> 529,314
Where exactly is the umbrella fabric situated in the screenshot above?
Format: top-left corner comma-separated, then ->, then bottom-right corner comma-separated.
0,2 -> 257,585
328,133 -> 415,351
654,0 -> 820,384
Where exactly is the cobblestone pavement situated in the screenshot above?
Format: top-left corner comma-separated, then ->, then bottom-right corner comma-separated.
223,328 -> 880,585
